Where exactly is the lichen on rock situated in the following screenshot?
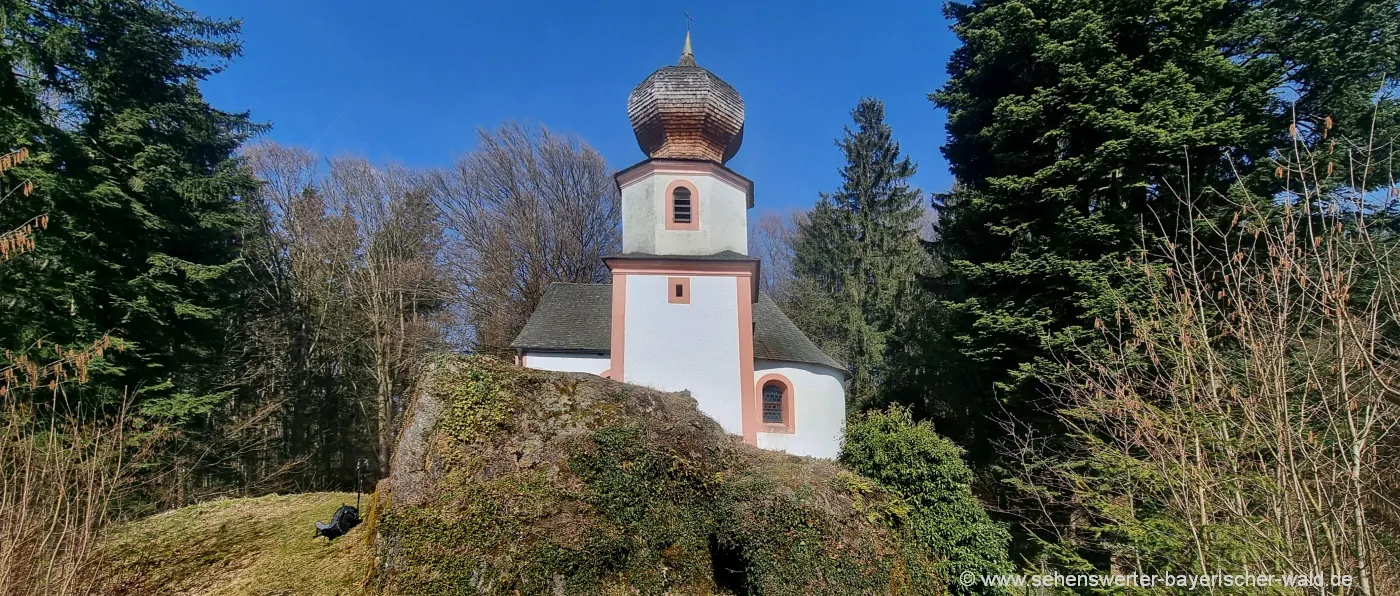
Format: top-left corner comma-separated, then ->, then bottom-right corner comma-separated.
375,355 -> 950,595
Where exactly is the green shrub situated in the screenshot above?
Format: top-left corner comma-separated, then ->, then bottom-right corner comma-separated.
841,405 -> 1012,594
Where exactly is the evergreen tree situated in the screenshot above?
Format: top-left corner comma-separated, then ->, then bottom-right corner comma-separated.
792,98 -> 926,410
907,0 -> 1400,560
910,0 -> 1400,458
0,0 -> 260,497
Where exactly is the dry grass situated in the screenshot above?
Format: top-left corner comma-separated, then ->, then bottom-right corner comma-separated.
92,492 -> 373,596
0,399 -> 133,596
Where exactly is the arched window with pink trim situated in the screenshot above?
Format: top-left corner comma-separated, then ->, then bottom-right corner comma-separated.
756,373 -> 795,433
672,186 -> 692,224
762,383 -> 784,423
664,179 -> 700,230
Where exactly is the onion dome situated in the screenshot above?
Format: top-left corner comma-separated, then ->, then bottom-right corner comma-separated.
627,32 -> 745,164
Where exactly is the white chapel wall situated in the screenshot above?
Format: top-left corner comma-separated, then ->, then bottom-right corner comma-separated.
622,273 -> 744,435
754,359 -> 847,459
521,352 -> 610,376
620,172 -> 749,256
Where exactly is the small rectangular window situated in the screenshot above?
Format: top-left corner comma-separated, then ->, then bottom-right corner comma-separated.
667,277 -> 690,304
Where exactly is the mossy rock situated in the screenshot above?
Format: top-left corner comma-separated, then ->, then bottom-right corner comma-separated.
377,355 -> 947,595
87,357 -> 956,595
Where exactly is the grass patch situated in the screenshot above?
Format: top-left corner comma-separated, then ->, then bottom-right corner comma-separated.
94,492 -> 372,596
89,358 -> 1002,594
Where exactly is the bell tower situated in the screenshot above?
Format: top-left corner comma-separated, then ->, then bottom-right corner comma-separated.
607,33 -> 762,444
615,31 -> 754,257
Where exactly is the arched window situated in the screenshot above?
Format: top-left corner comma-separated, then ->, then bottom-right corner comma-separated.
671,186 -> 692,224
665,180 -> 700,231
756,373 -> 795,434
762,382 -> 785,424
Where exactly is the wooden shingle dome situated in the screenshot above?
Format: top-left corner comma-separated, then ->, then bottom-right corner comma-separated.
627,32 -> 745,164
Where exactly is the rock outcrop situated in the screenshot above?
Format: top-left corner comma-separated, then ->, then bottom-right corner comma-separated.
375,356 -> 946,595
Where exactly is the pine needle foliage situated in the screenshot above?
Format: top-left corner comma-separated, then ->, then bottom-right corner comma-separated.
0,0 -> 262,502
792,98 -> 928,411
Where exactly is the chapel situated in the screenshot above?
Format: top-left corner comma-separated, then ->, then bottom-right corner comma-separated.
511,33 -> 847,458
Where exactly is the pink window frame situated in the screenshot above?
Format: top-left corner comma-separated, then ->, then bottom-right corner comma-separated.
668,277 -> 691,304
755,373 -> 795,434
664,179 -> 700,231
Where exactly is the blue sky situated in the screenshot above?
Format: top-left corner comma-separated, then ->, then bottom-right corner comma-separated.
185,0 -> 958,216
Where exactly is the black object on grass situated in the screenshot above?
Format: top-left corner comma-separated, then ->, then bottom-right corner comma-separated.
314,458 -> 369,540
314,505 -> 360,539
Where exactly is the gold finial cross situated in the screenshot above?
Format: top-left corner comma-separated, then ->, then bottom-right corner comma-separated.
679,11 -> 696,66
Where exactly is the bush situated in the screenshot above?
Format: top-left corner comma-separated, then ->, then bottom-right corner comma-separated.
841,405 -> 1012,594
1032,122 -> 1400,590
0,398 -> 145,596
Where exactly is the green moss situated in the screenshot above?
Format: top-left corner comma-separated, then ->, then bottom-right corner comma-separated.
835,469 -> 912,527
377,356 -> 955,595
548,421 -> 942,594
377,460 -> 578,595
90,360 -> 980,595
433,355 -> 518,444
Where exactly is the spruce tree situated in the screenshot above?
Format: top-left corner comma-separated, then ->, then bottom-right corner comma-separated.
0,0 -> 259,492
903,0 -> 1400,564
792,98 -> 926,410
910,0 -> 1400,462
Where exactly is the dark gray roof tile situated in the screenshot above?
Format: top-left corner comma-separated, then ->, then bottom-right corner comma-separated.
753,294 -> 845,371
509,284 -> 611,352
510,283 -> 845,375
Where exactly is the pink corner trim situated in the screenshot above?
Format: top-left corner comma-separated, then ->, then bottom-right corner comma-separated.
738,277 -> 757,445
609,274 -> 627,382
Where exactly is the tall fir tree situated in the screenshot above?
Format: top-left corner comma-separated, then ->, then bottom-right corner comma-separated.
906,0 -> 1400,559
0,0 -> 260,498
792,98 -> 927,411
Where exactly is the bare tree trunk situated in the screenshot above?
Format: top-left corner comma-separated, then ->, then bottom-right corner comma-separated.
241,142 -> 455,489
